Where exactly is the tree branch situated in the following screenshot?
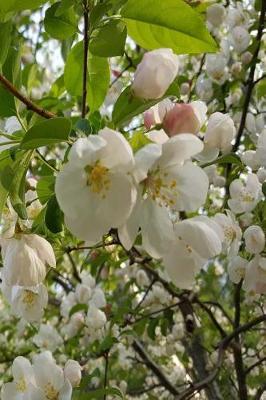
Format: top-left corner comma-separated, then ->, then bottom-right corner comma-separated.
82,0 -> 90,118
233,0 -> 266,151
132,339 -> 180,396
0,74 -> 55,119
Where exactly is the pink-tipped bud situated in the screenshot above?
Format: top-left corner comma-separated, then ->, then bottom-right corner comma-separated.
163,101 -> 206,137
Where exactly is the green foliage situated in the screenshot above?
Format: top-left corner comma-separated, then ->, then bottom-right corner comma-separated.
21,117 -> 71,149
64,42 -> 110,112
112,79 -> 179,127
90,20 -> 127,57
0,21 -> 12,67
44,2 -> 78,40
121,0 -> 217,54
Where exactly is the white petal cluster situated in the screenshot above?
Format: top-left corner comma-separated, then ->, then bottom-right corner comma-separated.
162,217 -> 223,289
132,49 -> 179,99
228,174 -> 262,214
1,352 -> 80,400
0,233 -> 55,322
55,128 -> 136,244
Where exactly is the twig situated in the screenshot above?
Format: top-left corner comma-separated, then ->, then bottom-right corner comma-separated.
0,74 -> 55,119
82,1 -> 90,118
103,352 -> 109,400
132,339 -> 180,396
233,0 -> 266,151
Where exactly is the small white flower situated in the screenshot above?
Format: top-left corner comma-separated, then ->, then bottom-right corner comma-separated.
1,356 -> 36,400
64,360 -> 82,388
33,324 -> 63,351
90,287 -> 106,309
86,306 -> 107,330
119,134 -> 208,258
207,4 -> 226,27
132,49 -> 179,99
204,112 -> 236,153
230,26 -> 250,53
162,216 -> 223,289
55,129 -> 137,244
243,256 -> 266,294
206,55 -> 228,84
32,351 -> 72,400
10,284 -> 48,322
213,211 -> 242,256
244,225 -> 265,254
255,130 -> 266,168
228,256 -> 248,284
228,174 -> 262,214
241,150 -> 260,171
75,284 -> 92,304
1,233 -> 56,286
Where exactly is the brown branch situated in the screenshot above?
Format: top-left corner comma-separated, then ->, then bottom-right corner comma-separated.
233,282 -> 248,400
132,339 -> 180,396
0,74 -> 55,119
233,0 -> 266,151
82,1 -> 90,118
176,314 -> 266,400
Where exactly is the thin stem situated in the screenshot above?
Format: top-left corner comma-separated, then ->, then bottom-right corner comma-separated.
103,352 -> 109,400
82,1 -> 90,118
0,74 -> 55,119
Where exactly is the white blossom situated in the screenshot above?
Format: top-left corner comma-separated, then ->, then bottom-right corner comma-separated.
55,129 -> 137,244
1,233 -> 56,286
64,360 -> 82,388
244,225 -> 265,254
33,324 -> 63,351
132,49 -> 179,99
228,174 -> 262,214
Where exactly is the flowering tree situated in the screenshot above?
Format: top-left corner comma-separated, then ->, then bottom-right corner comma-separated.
0,0 -> 265,399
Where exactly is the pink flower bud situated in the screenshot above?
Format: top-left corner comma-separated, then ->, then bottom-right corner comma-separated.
163,101 -> 207,137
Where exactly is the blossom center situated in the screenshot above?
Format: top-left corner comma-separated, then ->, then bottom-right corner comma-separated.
240,190 -> 254,203
144,170 -> 177,207
85,163 -> 110,198
23,290 -> 37,306
44,383 -> 59,400
16,378 -> 27,392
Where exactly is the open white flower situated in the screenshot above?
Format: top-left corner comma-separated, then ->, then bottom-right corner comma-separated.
10,284 -> 48,322
55,128 -> 136,244
1,356 -> 36,400
132,49 -> 179,99
228,174 -> 262,214
64,360 -> 82,388
33,324 -> 63,351
230,26 -> 250,53
228,256 -> 248,284
204,112 -> 236,153
244,225 -> 265,254
31,351 -> 72,400
119,134 -> 208,258
162,217 -> 223,289
86,306 -> 107,330
243,256 -> 266,294
213,210 -> 242,255
206,55 -> 228,84
207,4 -> 226,27
1,234 -> 56,286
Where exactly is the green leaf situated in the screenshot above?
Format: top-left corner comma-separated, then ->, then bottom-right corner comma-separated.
112,79 -> 179,127
36,175 -> 55,204
0,46 -> 21,117
64,41 -> 83,96
64,42 -> 110,112
20,117 -> 71,149
0,0 -> 47,16
130,131 -> 151,152
69,303 -> 88,318
89,3 -> 111,30
44,2 -> 77,40
0,150 -> 15,218
121,0 -> 217,54
89,20 -> 127,57
202,153 -> 243,168
0,21 -> 12,67
87,52 -> 110,112
45,195 -> 64,233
